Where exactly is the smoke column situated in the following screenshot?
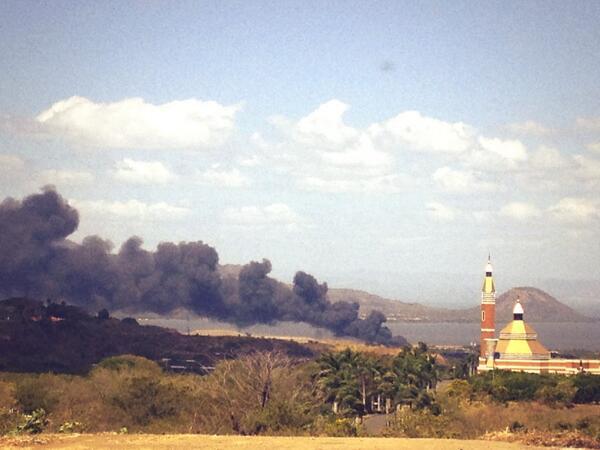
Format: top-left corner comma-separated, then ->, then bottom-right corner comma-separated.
0,188 -> 402,345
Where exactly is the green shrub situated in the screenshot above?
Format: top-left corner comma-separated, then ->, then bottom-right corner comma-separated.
111,376 -> 179,425
96,355 -> 162,374
572,373 -> 600,404
314,416 -> 359,437
445,379 -> 472,401
244,399 -> 313,434
536,380 -> 576,406
15,408 -> 48,434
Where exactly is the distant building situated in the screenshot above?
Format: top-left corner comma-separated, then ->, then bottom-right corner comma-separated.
477,257 -> 600,375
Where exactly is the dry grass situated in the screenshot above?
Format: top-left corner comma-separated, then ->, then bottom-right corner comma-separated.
192,329 -> 403,355
0,433 -> 556,449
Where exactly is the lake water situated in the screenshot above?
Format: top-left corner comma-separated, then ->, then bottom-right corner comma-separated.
387,322 -> 600,351
140,317 -> 599,351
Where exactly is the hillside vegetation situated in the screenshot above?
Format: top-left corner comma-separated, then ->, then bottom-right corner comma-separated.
0,298 -> 318,374
1,350 -> 599,447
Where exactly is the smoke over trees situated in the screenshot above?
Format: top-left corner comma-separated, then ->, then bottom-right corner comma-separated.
0,188 -> 402,345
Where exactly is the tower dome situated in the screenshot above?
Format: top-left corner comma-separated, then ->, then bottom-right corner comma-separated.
513,298 -> 524,320
495,298 -> 550,360
485,259 -> 493,276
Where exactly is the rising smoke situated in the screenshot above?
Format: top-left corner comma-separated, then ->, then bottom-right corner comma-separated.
0,188 -> 399,344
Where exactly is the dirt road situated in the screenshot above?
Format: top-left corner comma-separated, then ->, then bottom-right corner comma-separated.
0,434 -> 556,449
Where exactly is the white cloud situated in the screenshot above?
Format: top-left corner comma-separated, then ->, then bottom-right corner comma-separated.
197,167 -> 251,188
222,203 -> 304,230
432,166 -> 496,193
426,202 -> 458,221
370,111 -> 474,153
294,99 -> 358,148
548,197 -> 598,223
530,146 -> 568,170
0,154 -> 25,171
36,96 -> 240,150
38,169 -> 94,186
73,199 -> 191,220
478,137 -> 527,162
255,100 -> 482,194
298,173 -> 407,194
237,154 -> 262,167
573,155 -> 600,181
500,202 -> 542,221
113,158 -> 175,184
506,120 -> 552,136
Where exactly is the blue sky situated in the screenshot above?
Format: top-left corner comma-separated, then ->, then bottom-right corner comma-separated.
2,1 -> 600,305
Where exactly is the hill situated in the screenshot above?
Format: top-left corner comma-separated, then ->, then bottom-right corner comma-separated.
330,287 -> 594,323
327,288 -> 463,322
0,298 -> 318,374
463,286 -> 594,323
200,266 -> 593,323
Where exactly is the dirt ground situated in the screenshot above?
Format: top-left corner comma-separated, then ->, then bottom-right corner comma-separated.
0,434 -> 558,450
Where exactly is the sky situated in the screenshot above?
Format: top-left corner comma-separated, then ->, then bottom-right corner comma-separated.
1,1 -> 600,306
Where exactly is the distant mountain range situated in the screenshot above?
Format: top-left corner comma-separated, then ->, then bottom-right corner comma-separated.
219,264 -> 598,325
219,265 -> 594,323
329,286 -> 595,323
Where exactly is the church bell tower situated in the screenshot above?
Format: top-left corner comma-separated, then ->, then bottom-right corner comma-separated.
480,255 -> 496,358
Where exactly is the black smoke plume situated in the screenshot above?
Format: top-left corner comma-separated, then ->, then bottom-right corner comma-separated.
0,188 -> 402,345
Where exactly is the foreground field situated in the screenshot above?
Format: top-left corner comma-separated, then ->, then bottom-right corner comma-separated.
0,434 -> 555,450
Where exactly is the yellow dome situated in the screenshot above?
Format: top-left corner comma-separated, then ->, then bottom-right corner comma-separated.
495,320 -> 550,360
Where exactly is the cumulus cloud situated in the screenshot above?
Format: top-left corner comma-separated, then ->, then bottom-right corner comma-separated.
432,166 -> 496,193
222,203 -> 304,230
255,100 -> 483,194
426,202 -> 458,221
36,96 -> 240,150
500,202 -> 542,221
298,174 -> 408,194
370,110 -> 474,154
478,137 -> 527,162
294,99 -> 358,148
113,158 -> 175,184
530,146 -> 569,170
548,197 -> 598,223
255,100 -> 541,195
506,120 -> 552,136
197,167 -> 251,188
72,199 -> 191,220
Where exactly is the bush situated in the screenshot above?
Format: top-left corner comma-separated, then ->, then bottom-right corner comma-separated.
0,408 -> 21,436
59,420 -> 85,433
572,373 -> 600,404
15,377 -> 57,414
96,355 -> 161,374
111,376 -> 179,425
536,380 -> 576,406
445,379 -> 472,402
509,420 -> 526,432
15,408 -> 48,434
312,416 -> 359,437
244,399 -> 313,434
